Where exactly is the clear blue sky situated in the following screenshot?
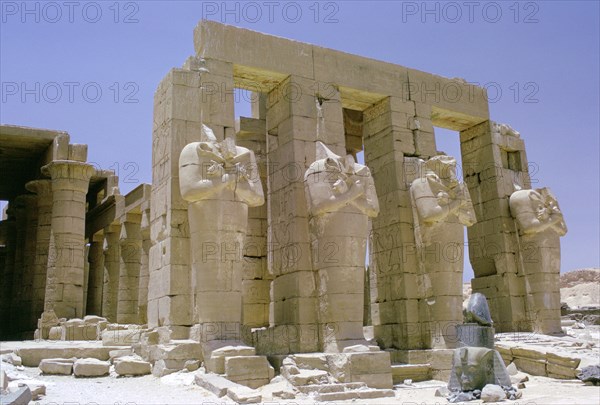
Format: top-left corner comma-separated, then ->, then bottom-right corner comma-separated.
1,1 -> 598,280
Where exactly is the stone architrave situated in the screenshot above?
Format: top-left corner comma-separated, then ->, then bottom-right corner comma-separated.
410,155 -> 476,348
509,187 -> 567,334
179,124 -> 264,343
304,142 -> 379,352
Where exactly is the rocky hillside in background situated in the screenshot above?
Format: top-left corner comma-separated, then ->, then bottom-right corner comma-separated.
560,268 -> 600,288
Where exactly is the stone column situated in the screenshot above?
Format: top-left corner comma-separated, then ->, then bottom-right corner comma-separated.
364,97 -> 435,350
86,232 -> 104,316
26,179 -> 53,325
117,213 -> 142,324
138,208 -> 151,324
0,210 -> 16,337
41,160 -> 95,319
102,224 -> 120,322
10,197 -> 28,333
20,194 -> 39,332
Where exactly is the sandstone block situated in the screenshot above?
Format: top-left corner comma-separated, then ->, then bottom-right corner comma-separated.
73,358 -> 110,377
202,342 -> 255,374
194,372 -> 238,397
227,385 -> 262,404
114,356 -> 152,376
8,379 -> 46,400
514,357 -> 546,376
225,356 -> 273,388
39,358 -> 74,375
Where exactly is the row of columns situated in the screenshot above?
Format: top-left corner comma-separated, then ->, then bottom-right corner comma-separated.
0,160 -> 94,338
87,209 -> 150,325
0,157 -> 151,338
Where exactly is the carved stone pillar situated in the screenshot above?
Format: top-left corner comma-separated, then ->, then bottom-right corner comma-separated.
118,214 -> 142,324
26,179 -> 53,324
42,160 -> 95,319
86,232 -> 104,316
102,224 -> 120,322
19,194 -> 39,332
11,197 -> 28,333
138,208 -> 151,324
0,209 -> 16,337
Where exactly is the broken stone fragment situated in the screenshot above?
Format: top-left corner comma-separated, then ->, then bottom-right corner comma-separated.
464,293 -> 493,326
481,384 -> 506,402
577,364 -> 600,385
8,380 -> 46,400
1,353 -> 21,366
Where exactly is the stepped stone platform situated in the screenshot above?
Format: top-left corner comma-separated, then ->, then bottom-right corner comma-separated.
1,341 -> 122,367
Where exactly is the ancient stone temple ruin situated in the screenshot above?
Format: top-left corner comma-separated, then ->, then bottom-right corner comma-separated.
0,20 -> 569,399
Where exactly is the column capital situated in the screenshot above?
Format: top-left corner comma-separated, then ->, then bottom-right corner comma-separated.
41,160 -> 95,182
26,179 -> 53,196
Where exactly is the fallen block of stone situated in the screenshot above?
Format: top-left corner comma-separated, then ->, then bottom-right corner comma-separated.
513,357 -> 546,376
114,356 -> 152,376
62,323 -> 99,341
151,359 -> 181,377
327,351 -> 393,389
184,360 -> 200,372
147,341 -> 202,363
577,365 -> 600,385
8,380 -> 46,400
1,353 -> 22,366
0,385 -> 31,405
195,372 -> 239,397
109,348 -> 134,362
1,369 -> 8,391
225,356 -> 274,389
39,358 -> 75,375
226,385 -> 262,404
284,369 -> 329,386
292,353 -> 329,371
296,382 -> 366,394
202,341 -> 255,374
18,346 -> 116,367
391,363 -> 431,384
73,358 -> 110,377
